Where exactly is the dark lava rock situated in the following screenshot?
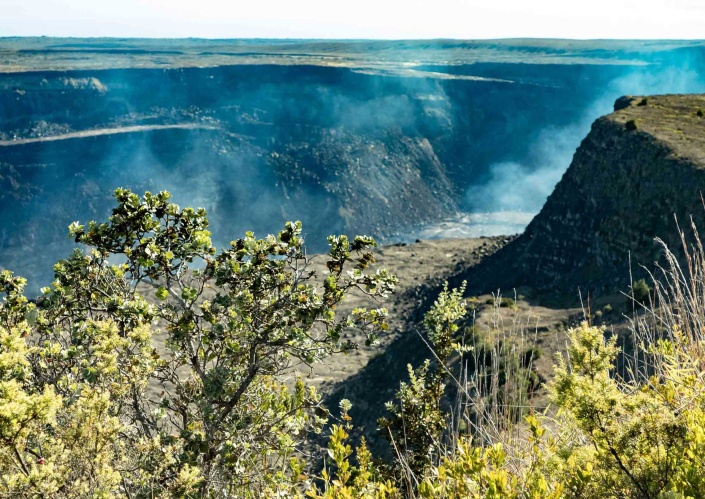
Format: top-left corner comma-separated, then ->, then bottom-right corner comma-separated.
467,93 -> 705,299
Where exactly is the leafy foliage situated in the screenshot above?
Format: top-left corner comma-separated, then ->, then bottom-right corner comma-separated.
378,283 -> 467,486
305,400 -> 397,499
323,320 -> 705,498
0,189 -> 397,497
631,278 -> 651,304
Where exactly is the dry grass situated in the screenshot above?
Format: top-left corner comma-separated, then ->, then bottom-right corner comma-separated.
627,216 -> 705,387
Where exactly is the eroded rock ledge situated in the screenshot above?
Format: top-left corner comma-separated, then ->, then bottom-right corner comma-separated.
471,93 -> 705,296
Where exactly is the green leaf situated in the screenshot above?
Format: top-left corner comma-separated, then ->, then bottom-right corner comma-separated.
155,286 -> 169,301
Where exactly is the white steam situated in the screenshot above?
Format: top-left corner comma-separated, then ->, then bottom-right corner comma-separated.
465,62 -> 705,219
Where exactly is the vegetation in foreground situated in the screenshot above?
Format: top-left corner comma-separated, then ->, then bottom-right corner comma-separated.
2,190 -> 705,498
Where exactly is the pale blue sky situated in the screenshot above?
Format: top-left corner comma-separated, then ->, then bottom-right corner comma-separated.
2,0 -> 704,39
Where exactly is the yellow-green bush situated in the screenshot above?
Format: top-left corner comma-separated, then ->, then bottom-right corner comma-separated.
0,189 -> 397,497
313,321 -> 705,498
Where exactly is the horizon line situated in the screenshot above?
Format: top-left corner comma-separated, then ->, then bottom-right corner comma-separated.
2,36 -> 705,43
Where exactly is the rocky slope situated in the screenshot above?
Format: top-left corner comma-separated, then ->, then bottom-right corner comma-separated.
469,93 -> 705,298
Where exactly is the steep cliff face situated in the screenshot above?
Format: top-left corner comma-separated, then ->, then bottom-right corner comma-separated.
476,94 -> 705,295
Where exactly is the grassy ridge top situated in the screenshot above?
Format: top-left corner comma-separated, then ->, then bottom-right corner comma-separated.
610,93 -> 705,166
2,37 -> 704,73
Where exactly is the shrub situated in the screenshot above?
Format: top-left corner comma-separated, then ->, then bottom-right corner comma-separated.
632,277 -> 651,303
325,321 -> 705,498
499,297 -> 516,308
625,119 -> 639,131
0,189 -> 397,497
378,283 -> 468,485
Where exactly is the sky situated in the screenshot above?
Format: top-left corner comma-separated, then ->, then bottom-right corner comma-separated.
1,0 -> 704,39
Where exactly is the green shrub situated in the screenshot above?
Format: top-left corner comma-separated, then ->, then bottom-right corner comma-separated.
0,189 -> 397,497
632,278 -> 651,303
379,283 -> 468,484
499,297 -> 516,308
625,119 -> 639,131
